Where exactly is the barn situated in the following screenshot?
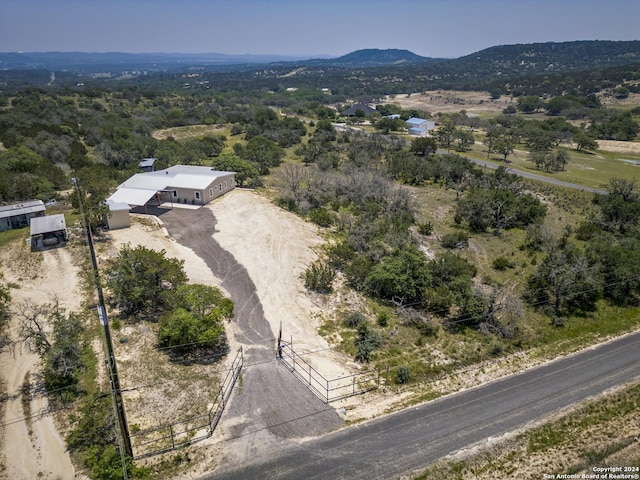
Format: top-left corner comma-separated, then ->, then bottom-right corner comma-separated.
30,214 -> 67,251
405,117 -> 436,136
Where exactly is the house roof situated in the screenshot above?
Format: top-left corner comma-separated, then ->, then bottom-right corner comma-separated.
30,214 -> 66,236
0,200 -> 45,220
405,117 -> 428,125
342,104 -> 376,116
108,165 -> 236,207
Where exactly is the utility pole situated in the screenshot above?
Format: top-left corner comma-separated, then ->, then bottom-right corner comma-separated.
73,177 -> 133,467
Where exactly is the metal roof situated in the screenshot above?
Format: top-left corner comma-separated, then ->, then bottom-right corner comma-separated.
30,214 -> 66,236
139,158 -> 157,168
108,166 -> 235,207
405,117 -> 428,125
106,199 -> 131,211
0,200 -> 45,220
107,188 -> 158,207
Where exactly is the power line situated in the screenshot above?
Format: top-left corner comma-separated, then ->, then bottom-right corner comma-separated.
73,174 -> 132,478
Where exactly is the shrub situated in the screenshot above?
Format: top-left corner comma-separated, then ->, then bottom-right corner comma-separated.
304,260 -> 335,293
376,311 -> 389,327
354,323 -> 383,363
441,231 -> 469,249
395,365 -> 411,384
308,208 -> 333,227
492,256 -> 515,271
417,221 -> 433,236
344,311 -> 366,328
276,196 -> 298,212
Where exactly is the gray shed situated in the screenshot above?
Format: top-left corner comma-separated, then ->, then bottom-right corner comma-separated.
30,214 -> 67,251
0,200 -> 46,231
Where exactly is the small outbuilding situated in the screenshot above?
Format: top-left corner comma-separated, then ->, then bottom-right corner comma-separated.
106,200 -> 131,230
0,200 -> 46,232
139,158 -> 157,172
30,214 -> 67,251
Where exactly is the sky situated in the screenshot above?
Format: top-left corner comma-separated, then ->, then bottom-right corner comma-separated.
1,0 -> 639,59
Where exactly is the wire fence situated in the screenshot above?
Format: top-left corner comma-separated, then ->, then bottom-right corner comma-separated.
130,347 -> 243,459
278,342 -> 378,403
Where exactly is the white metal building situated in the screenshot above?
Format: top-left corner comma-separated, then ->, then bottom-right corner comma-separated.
405,117 -> 436,136
107,165 -> 236,210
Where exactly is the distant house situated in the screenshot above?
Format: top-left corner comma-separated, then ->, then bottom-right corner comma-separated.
342,103 -> 376,117
139,158 -> 157,172
107,165 -> 236,214
405,117 -> 436,136
30,214 -> 67,251
0,200 -> 46,232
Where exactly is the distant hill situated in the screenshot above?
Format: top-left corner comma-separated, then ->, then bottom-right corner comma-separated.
451,40 -> 640,77
320,48 -> 438,67
0,51 -> 320,72
1,41 -> 639,93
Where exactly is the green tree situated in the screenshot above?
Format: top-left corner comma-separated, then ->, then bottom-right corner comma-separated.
516,96 -> 545,113
524,246 -> 601,317
409,136 -> 438,156
105,246 -> 188,317
435,117 -> 456,151
453,128 -> 474,152
573,130 -> 599,152
158,284 -> 232,355
211,153 -> 259,187
375,117 -> 402,134
364,245 -> 431,304
16,299 -> 84,395
234,135 -> 285,174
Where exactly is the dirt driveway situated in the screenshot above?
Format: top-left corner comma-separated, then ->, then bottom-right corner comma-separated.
0,243 -> 80,480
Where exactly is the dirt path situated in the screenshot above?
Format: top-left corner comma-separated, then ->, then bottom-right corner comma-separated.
0,244 -> 81,480
157,191 -> 344,471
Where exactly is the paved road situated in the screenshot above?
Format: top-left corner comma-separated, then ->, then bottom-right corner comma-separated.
208,330 -> 640,480
466,155 -> 608,195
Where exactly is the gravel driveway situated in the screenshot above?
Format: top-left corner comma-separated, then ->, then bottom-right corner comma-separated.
159,206 -> 342,472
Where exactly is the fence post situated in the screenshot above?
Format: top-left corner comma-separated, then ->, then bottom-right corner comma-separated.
353,375 -> 356,395
170,424 -> 175,449
326,379 -> 329,403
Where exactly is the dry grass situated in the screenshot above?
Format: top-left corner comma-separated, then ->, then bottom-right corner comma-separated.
115,323 -> 224,433
415,381 -> 640,479
381,90 -> 510,116
151,124 -> 228,141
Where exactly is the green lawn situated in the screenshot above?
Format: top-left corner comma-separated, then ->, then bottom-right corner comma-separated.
465,141 -> 640,190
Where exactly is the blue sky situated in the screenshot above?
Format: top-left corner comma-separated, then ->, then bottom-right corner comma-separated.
1,0 -> 639,58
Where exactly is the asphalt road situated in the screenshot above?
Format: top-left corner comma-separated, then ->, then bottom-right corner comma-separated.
467,156 -> 608,195
209,330 -> 640,480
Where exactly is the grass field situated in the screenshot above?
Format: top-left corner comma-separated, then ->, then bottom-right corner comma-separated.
465,137 -> 640,190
